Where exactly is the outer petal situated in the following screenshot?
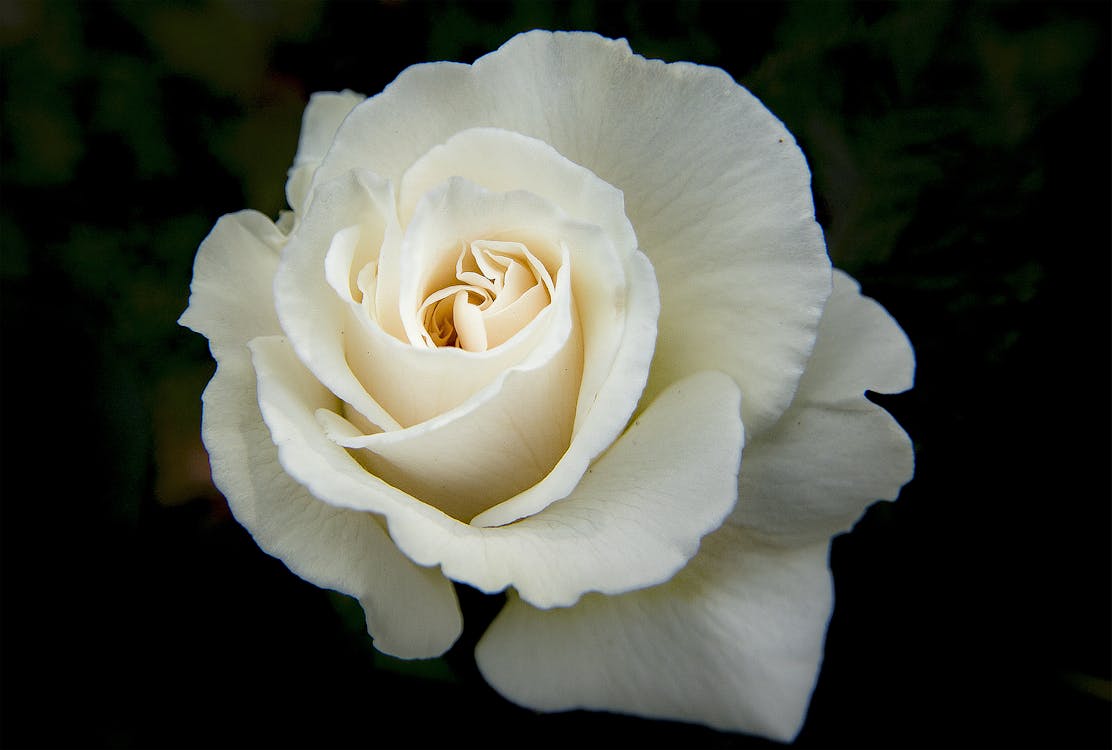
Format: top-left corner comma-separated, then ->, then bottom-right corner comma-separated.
286,90 -> 365,216
251,338 -> 743,608
202,355 -> 462,659
731,270 -> 915,544
476,525 -> 832,742
179,210 -> 288,351
796,270 -> 915,402
314,30 -> 830,435
178,212 -> 462,659
464,369 -> 743,608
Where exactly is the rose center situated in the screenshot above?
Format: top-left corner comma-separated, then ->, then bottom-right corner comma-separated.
417,239 -> 555,352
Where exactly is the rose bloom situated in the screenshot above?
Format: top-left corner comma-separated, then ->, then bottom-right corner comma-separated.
181,31 -> 913,741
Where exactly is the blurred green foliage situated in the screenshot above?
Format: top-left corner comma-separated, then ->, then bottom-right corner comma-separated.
326,590 -> 461,682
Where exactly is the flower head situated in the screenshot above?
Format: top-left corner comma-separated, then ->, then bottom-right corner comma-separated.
180,31 -> 914,741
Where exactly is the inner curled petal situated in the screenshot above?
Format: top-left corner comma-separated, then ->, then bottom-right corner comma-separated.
329,178 -> 591,432
417,240 -> 555,352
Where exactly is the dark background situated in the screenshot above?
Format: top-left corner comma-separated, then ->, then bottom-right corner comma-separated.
1,1 -> 1108,747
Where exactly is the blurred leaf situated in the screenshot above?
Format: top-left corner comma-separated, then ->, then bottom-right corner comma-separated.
58,224 -> 133,299
0,0 -> 38,45
1064,673 -> 1112,702
373,651 -> 460,684
328,590 -> 368,635
327,591 -> 461,682
0,216 -> 30,279
55,213 -> 212,378
877,0 -> 952,98
0,1 -> 86,184
0,0 -> 83,75
153,367 -> 216,508
127,0 -> 311,100
4,99 -> 84,184
91,54 -> 176,178
622,0 -> 719,63
972,13 -> 1098,146
96,346 -> 151,530
213,92 -> 304,215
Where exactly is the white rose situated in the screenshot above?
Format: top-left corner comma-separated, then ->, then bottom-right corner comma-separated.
180,30 -> 913,741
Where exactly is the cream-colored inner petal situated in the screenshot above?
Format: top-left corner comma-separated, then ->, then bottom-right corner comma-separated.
302,175 -> 647,524
318,253 -> 581,522
415,240 -> 555,352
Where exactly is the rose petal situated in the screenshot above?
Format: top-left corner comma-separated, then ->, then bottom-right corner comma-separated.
282,173 -> 611,442
338,241 -> 660,530
323,256 -> 582,522
400,155 -> 636,427
731,270 -> 915,544
179,210 -> 288,351
335,176 -> 582,448
395,129 -> 659,527
203,356 -> 463,659
179,211 -> 462,659
250,341 -> 742,607
458,369 -> 743,608
289,173 -> 661,527
314,30 -> 830,435
341,290 -> 560,434
796,269 -> 915,401
475,525 -> 831,741
471,248 -> 658,527
732,400 -> 914,544
274,168 -> 403,432
398,127 -> 637,263
481,281 -> 549,348
285,90 -> 365,216
392,177 -> 576,354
